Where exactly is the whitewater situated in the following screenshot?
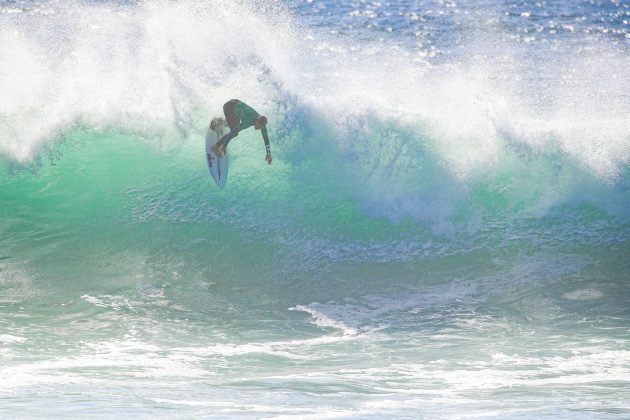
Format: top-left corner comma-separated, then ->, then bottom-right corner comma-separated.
1,0 -> 629,418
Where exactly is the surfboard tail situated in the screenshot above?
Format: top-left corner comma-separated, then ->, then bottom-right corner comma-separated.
205,125 -> 229,188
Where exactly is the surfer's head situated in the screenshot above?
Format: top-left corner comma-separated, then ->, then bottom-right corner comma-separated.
254,115 -> 267,130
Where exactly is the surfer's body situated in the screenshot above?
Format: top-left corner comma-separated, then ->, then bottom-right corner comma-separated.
212,99 -> 272,165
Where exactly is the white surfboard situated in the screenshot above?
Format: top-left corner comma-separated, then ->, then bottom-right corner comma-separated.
205,117 -> 228,188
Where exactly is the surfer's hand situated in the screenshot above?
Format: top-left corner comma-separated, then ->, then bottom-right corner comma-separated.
211,143 -> 223,158
265,154 -> 272,165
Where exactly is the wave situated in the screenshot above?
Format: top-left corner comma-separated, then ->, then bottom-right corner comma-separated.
1,0 -> 629,229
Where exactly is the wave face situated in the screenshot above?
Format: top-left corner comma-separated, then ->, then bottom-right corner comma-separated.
1,0 -> 629,417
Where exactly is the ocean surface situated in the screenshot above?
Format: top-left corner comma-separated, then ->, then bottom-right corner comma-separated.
1,0 -> 629,418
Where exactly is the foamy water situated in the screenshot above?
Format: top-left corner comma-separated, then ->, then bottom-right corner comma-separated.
1,0 -> 629,418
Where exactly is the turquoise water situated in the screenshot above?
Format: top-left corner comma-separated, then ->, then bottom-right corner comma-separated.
1,0 -> 629,418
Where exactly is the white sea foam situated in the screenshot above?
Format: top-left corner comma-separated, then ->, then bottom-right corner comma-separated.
291,283 -> 477,336
1,0 -> 628,179
0,334 -> 26,344
0,0 -> 294,161
563,288 -> 604,301
290,303 -> 360,336
173,334 -> 357,361
81,294 -> 135,310
0,338 -> 207,391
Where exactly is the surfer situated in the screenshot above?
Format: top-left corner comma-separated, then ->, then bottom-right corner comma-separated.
211,99 -> 272,165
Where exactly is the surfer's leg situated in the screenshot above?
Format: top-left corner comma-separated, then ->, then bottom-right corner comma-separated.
216,127 -> 238,148
223,99 -> 240,128
217,100 -> 240,144
212,100 -> 240,157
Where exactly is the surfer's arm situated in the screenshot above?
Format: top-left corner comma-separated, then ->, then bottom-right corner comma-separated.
262,127 -> 272,164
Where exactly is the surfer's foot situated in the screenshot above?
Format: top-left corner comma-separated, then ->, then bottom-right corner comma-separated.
211,143 -> 223,158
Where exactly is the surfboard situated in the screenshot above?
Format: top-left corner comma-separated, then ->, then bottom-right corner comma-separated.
205,117 -> 228,188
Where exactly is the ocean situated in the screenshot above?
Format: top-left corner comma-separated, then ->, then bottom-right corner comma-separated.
1,0 -> 629,418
